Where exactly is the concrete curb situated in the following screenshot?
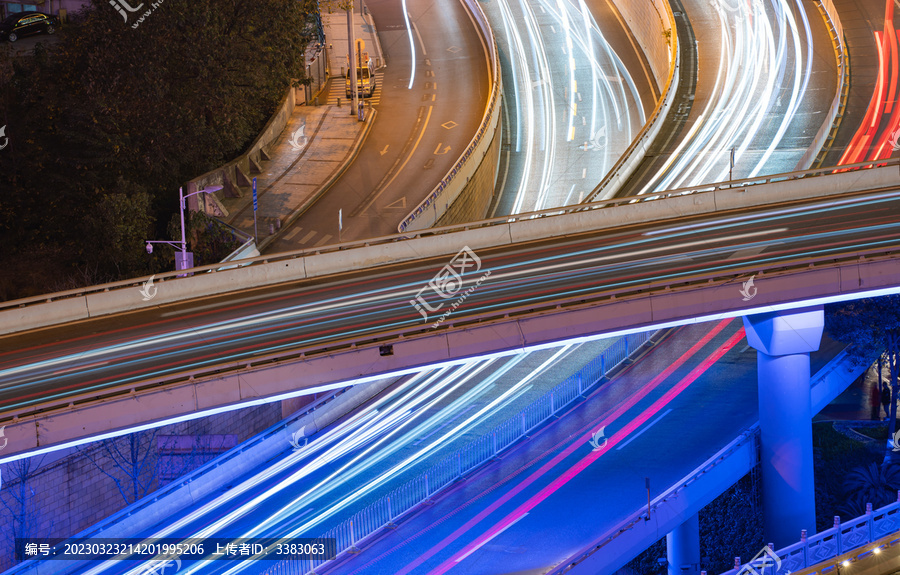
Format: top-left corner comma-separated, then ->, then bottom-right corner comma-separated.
257,107 -> 378,253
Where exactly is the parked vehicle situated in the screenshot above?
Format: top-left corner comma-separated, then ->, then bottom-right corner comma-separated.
345,59 -> 377,98
0,11 -> 59,42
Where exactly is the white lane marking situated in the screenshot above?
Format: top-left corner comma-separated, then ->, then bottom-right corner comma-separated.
455,513 -> 530,562
411,17 -> 428,57
617,409 -> 673,451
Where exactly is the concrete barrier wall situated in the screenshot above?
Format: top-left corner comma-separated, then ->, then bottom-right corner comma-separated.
3,254 -> 896,461
434,109 -> 502,227
186,85 -> 297,206
397,0 -> 502,233
584,0 -> 678,202
795,0 -> 846,169
611,0 -> 672,91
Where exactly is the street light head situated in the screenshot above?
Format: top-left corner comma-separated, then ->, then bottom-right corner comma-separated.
146,242 -> 153,254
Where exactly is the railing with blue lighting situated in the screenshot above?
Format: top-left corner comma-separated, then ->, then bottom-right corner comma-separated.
263,330 -> 659,575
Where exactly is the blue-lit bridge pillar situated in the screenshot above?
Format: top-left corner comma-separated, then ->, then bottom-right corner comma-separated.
743,306 -> 822,548
667,512 -> 700,575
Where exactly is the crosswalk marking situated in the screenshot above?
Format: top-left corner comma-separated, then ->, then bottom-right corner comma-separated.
300,230 -> 318,244
326,73 -> 384,106
313,234 -> 334,247
285,226 -> 304,241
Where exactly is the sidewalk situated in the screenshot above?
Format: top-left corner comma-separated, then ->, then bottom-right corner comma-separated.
322,4 -> 386,80
219,3 -> 384,251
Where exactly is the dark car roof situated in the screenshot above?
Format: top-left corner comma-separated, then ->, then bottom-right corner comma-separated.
3,12 -> 49,24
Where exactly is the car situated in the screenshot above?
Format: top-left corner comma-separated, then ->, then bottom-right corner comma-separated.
345,60 -> 377,98
0,11 -> 59,43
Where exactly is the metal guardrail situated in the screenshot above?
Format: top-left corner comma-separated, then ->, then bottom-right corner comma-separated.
2,156 -> 895,316
217,220 -> 258,266
396,0 -> 502,233
585,0 -> 679,203
262,331 -> 656,575
549,424 -> 762,574
719,495 -> 900,575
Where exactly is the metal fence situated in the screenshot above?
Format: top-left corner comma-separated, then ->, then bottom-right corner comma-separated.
263,330 -> 655,575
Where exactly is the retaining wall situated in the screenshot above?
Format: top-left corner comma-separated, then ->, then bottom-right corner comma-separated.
612,0 -> 673,92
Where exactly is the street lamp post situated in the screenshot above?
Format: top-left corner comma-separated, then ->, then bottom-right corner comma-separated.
145,185 -> 222,272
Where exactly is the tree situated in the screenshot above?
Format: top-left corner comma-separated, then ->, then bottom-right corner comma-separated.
0,457 -> 50,565
840,462 -> 900,519
825,296 -> 900,462
0,0 -> 319,299
78,430 -> 160,505
166,210 -> 243,268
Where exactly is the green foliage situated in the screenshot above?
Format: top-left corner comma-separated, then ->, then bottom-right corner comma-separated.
853,425 -> 888,441
813,422 -> 889,531
87,182 -> 155,278
840,462 -> 900,515
826,296 -> 900,461
825,296 -> 900,366
165,210 -> 242,267
0,0 -> 318,299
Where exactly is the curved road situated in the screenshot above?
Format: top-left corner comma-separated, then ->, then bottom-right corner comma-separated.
269,0 -> 491,252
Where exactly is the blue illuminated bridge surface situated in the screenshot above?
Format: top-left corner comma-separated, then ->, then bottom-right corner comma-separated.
3,321 -> 847,574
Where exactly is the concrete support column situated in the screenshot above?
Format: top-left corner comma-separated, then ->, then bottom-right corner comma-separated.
667,513 -> 700,575
743,306 -> 823,548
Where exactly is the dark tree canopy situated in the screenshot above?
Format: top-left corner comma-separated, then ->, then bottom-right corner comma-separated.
826,295 -> 900,460
0,0 -> 318,300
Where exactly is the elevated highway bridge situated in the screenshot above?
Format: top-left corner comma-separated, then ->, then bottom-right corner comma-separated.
1,161 -> 899,464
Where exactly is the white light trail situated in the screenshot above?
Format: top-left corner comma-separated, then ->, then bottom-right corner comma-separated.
403,0 -> 415,89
